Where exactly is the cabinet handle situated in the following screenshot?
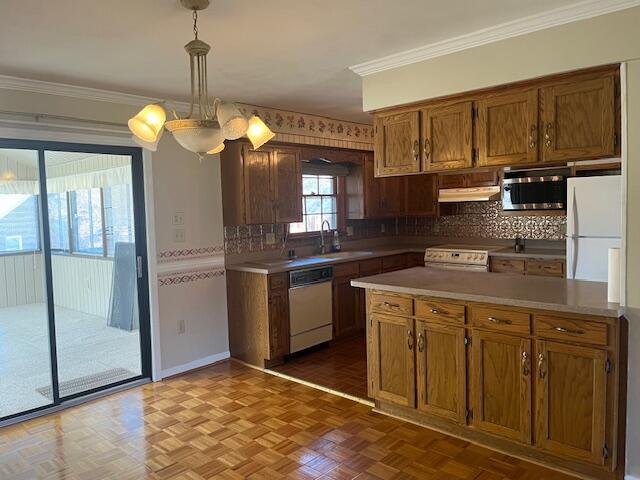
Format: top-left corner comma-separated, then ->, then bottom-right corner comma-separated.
413,140 -> 419,162
554,326 -> 585,335
528,124 -> 537,149
383,301 -> 400,309
407,330 -> 414,350
522,351 -> 530,376
424,139 -> 431,159
487,316 -> 512,325
544,123 -> 553,148
417,332 -> 425,352
430,308 -> 439,314
538,353 -> 546,379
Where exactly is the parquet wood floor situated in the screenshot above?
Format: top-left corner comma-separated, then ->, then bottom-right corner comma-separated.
0,360 -> 575,479
271,335 -> 369,400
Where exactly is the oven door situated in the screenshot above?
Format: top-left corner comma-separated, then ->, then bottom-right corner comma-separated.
425,262 -> 488,272
502,176 -> 566,210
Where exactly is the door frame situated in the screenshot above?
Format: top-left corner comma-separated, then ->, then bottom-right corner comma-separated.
0,137 -> 152,423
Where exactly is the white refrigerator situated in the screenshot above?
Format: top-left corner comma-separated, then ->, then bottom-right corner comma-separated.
566,175 -> 622,282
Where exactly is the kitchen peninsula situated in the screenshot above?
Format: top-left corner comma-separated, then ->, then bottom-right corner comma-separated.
352,268 -> 626,480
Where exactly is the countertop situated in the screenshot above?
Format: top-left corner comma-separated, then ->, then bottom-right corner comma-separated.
351,267 -> 621,318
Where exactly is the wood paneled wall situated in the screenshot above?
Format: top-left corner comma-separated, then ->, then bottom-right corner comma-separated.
0,253 -> 44,308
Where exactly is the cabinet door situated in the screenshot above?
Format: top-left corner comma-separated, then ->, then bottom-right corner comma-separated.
535,340 -> 607,465
268,288 -> 290,360
272,148 -> 302,223
369,313 -> 415,407
242,146 -> 274,224
406,174 -> 437,216
438,173 -> 466,189
541,76 -> 615,162
374,112 -> 421,176
465,169 -> 499,187
422,102 -> 473,172
363,152 -> 381,218
379,175 -> 406,217
477,90 -> 538,167
416,321 -> 466,423
471,330 -> 532,443
333,274 -> 361,338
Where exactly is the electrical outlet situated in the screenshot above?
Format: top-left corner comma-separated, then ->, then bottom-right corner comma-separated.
380,223 -> 386,233
178,319 -> 186,334
265,232 -> 276,245
346,226 -> 354,237
173,228 -> 186,243
172,212 -> 185,226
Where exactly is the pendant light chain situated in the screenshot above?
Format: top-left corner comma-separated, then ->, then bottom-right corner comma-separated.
192,10 -> 199,39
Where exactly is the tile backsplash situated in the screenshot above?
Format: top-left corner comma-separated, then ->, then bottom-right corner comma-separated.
224,201 -> 566,255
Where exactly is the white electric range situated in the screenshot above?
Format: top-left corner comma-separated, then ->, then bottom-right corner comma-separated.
424,244 -> 499,272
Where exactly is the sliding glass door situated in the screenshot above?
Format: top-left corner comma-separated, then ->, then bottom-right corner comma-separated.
0,140 -> 150,422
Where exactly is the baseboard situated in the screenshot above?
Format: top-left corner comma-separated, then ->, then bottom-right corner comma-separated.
160,351 -> 230,379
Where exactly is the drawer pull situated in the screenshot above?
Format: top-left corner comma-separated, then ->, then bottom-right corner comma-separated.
554,326 -> 584,335
430,308 -> 440,314
488,316 -> 512,325
383,301 -> 400,308
538,353 -> 546,379
407,330 -> 414,350
417,332 -> 425,352
522,351 -> 530,376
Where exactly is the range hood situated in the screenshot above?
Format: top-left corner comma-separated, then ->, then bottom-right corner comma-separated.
438,186 -> 501,203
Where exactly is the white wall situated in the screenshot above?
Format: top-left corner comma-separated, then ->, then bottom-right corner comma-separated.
361,8 -> 640,478
0,253 -> 44,308
0,88 -> 230,378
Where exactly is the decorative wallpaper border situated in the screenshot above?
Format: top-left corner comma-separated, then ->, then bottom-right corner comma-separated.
158,268 -> 225,287
157,245 -> 225,263
238,104 -> 374,145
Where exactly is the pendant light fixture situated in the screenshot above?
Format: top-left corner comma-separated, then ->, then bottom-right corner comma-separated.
128,0 -> 275,157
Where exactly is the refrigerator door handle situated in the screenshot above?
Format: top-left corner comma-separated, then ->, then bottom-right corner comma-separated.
571,237 -> 578,279
572,186 -> 579,238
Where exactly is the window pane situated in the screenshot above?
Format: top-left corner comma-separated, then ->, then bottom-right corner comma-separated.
318,176 -> 334,194
322,214 -> 337,230
305,196 -> 321,214
48,192 -> 69,251
302,175 -> 318,195
0,194 -> 40,252
70,188 -> 103,255
104,184 -> 134,257
305,214 -> 321,232
289,221 -> 305,234
321,197 -> 336,214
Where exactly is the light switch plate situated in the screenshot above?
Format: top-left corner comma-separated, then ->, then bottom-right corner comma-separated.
173,228 -> 186,243
265,232 -> 276,245
172,212 -> 185,226
346,226 -> 354,237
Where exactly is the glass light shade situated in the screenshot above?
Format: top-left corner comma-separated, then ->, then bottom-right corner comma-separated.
132,127 -> 163,152
128,104 -> 166,142
246,115 -> 275,149
1,170 -> 16,182
217,102 -> 249,140
165,119 -> 224,154
207,142 -> 226,155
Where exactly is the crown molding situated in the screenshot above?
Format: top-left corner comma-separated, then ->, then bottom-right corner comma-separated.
0,74 -> 192,111
350,0 -> 640,76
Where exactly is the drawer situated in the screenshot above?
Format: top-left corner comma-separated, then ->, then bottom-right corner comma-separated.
525,259 -> 565,278
268,273 -> 288,290
415,298 -> 465,325
333,261 -> 359,278
470,306 -> 530,335
490,258 -> 525,274
382,254 -> 408,272
534,315 -> 608,346
407,252 -> 425,268
359,258 -> 383,276
370,292 -> 413,316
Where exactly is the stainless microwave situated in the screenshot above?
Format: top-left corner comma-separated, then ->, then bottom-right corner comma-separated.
502,174 -> 566,211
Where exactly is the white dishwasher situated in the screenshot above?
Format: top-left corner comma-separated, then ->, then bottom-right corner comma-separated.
288,266 -> 333,353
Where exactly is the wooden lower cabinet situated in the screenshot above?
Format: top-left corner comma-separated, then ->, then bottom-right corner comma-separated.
471,330 -> 532,444
536,340 -> 608,466
333,273 -> 361,338
364,292 -> 623,479
416,321 -> 466,423
267,284 -> 290,359
369,313 -> 415,407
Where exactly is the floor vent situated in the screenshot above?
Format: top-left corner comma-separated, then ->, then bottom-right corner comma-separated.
36,368 -> 136,399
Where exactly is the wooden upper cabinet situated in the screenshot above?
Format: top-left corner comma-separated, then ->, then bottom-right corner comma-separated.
535,340 -> 607,465
422,102 -> 473,172
540,75 -> 615,162
370,313 -> 416,407
477,90 -> 539,167
471,330 -> 532,444
405,174 -> 437,216
416,321 -> 466,423
375,112 -> 420,176
379,175 -> 406,217
242,146 -> 274,224
272,148 -> 302,223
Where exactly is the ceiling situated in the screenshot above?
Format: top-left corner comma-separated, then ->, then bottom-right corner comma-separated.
0,0 -> 585,123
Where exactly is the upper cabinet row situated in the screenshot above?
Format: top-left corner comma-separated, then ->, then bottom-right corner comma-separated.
374,66 -> 619,177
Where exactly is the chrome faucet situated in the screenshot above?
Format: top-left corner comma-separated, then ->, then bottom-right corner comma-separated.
319,220 -> 332,254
